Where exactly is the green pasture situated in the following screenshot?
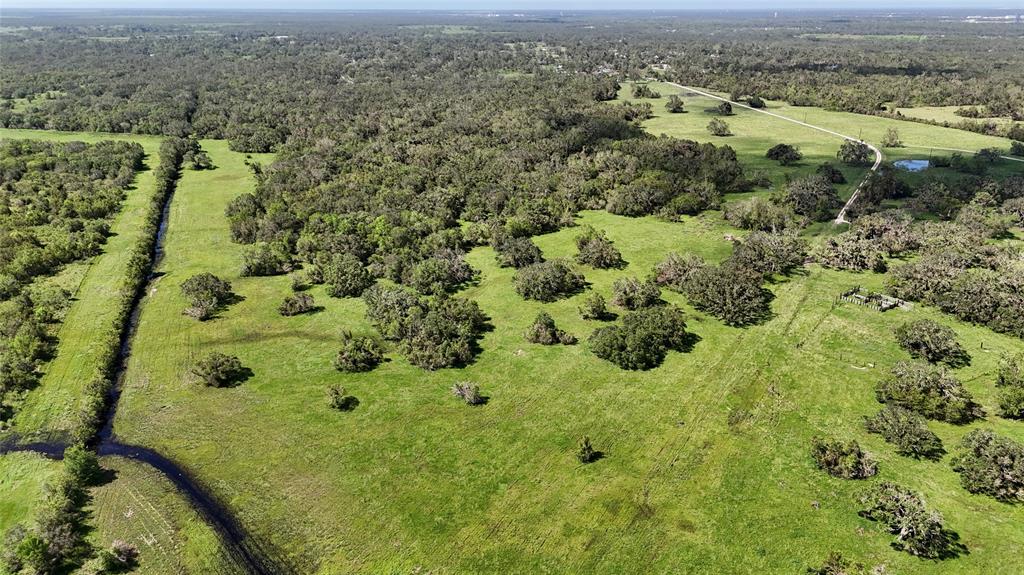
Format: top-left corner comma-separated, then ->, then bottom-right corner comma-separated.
106,140 -> 1024,573
0,128 -> 165,438
621,82 -> 1023,194
0,452 -> 59,534
89,456 -> 238,575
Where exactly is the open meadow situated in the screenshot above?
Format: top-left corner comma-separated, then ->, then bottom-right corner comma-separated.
97,131 -> 1024,573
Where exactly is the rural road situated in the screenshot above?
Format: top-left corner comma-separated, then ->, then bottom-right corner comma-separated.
664,82 -> 883,224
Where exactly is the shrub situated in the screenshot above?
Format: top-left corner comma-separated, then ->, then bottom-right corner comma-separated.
579,292 -> 612,321
610,277 -> 660,310
997,353 -> 1024,388
278,293 -> 314,316
815,162 -> 847,184
493,234 -> 543,268
950,429 -> 1024,502
664,94 -> 684,113
334,331 -> 384,372
327,385 -> 359,411
659,181 -> 723,218
837,139 -> 872,166
727,232 -> 807,277
881,127 -> 903,148
813,235 -> 887,272
576,436 -> 599,463
1012,140 -> 1024,157
723,196 -> 803,232
998,386 -> 1024,419
766,143 -> 803,166
589,306 -> 689,370
875,361 -> 980,423
747,95 -> 765,109
525,312 -> 577,345
894,319 -> 969,367
98,540 -> 139,573
180,273 -> 233,320
324,253 -> 373,298
410,249 -> 475,295
574,226 -> 624,269
785,175 -> 841,221
513,260 -> 585,302
810,437 -> 877,479
864,405 -> 944,459
363,284 -> 421,341
652,252 -> 706,288
239,241 -> 291,276
631,83 -> 660,99
859,482 -> 954,558
191,352 -> 247,387
681,264 -> 772,326
707,118 -> 731,136
451,382 -> 485,405
63,444 -> 102,486
806,552 -> 867,575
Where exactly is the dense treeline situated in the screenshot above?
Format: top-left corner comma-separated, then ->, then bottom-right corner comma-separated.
214,69 -> 746,308
0,139 -> 144,424
2,12 -> 1021,151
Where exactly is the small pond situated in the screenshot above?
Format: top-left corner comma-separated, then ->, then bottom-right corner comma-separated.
893,159 -> 930,172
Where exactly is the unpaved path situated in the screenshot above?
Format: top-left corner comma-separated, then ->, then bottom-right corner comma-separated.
664,82 -> 882,224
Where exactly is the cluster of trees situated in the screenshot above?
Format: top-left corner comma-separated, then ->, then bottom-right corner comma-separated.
363,284 -> 488,370
525,312 -> 576,345
858,482 -> 957,558
192,352 -> 248,387
886,204 -> 1023,338
997,353 -> 1024,419
810,437 -> 877,479
1,139 -> 145,423
588,305 -> 690,370
2,12 -> 1022,147
875,361 -> 980,424
0,139 -> 143,293
951,430 -> 1024,503
654,231 -> 806,327
893,319 -> 969,367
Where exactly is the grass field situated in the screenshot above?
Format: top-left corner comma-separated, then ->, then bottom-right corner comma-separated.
103,137 -> 1024,573
621,82 -> 1024,194
0,452 -> 59,534
0,129 -> 234,572
89,456 -> 238,575
0,128 -> 166,437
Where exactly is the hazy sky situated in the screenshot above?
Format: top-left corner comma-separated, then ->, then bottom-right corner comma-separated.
3,1 -> 1020,10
